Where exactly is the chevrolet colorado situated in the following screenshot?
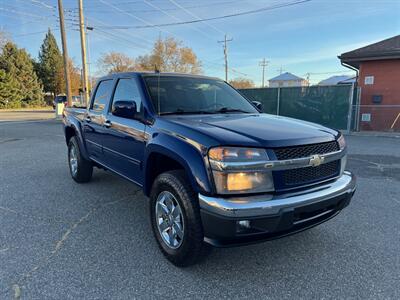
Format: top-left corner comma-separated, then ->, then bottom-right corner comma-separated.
63,72 -> 356,266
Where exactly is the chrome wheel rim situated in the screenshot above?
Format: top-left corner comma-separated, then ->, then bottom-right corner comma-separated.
69,145 -> 78,176
155,191 -> 184,249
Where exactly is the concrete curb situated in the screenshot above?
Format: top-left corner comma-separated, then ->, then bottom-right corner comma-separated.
345,131 -> 400,139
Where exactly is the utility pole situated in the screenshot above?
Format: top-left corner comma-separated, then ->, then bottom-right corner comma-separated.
218,34 -> 233,82
78,0 -> 89,107
305,72 -> 311,86
86,26 -> 94,93
277,65 -> 285,75
57,0 -> 72,106
259,58 -> 269,87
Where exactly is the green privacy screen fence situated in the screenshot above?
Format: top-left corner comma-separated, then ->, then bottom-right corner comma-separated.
239,84 -> 355,131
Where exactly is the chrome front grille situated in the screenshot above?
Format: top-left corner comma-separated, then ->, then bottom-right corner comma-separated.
273,141 -> 339,160
282,161 -> 340,187
272,141 -> 341,191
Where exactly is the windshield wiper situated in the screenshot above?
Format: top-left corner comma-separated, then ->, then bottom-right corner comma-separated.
217,107 -> 251,114
160,109 -> 216,116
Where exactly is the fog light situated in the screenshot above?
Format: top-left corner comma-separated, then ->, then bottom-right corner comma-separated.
238,220 -> 250,228
236,220 -> 251,233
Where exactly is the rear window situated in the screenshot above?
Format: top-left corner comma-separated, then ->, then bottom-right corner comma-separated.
91,80 -> 113,113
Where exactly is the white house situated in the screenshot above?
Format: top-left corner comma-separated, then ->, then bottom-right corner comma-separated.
318,75 -> 351,86
268,72 -> 308,87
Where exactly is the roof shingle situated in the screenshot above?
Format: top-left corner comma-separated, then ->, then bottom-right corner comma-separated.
339,35 -> 400,60
269,72 -> 304,81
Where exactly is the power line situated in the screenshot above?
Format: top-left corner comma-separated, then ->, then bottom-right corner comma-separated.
304,70 -> 355,75
95,0 -> 312,29
29,0 -> 55,10
167,0 -> 224,35
92,28 -> 151,51
229,67 -> 250,78
12,29 -> 57,38
83,0 -> 240,14
97,0 -> 181,40
82,0 -> 226,9
86,16 -> 153,49
0,7 -> 52,20
142,0 -> 214,40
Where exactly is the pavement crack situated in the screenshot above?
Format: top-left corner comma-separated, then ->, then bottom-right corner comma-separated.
6,189 -> 141,298
0,138 -> 22,144
0,206 -> 66,224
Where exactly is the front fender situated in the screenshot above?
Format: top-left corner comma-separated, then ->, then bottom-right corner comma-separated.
143,131 -> 213,196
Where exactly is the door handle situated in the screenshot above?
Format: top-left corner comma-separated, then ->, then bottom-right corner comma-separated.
85,116 -> 91,122
104,120 -> 112,128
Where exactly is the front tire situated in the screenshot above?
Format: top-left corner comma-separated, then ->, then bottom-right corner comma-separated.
68,136 -> 93,183
150,170 -> 210,267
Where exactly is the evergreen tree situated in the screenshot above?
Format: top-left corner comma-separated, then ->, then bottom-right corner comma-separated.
0,69 -> 21,108
0,42 -> 44,106
37,29 -> 63,96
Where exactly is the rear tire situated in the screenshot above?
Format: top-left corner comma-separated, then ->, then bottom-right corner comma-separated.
150,170 -> 210,267
68,136 -> 93,183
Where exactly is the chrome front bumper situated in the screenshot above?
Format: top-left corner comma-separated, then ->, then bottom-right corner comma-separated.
199,171 -> 356,218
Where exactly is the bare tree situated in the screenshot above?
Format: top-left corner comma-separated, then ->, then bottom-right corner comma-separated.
229,77 -> 255,89
97,52 -> 136,74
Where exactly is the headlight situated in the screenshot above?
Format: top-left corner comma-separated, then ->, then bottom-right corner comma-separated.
338,134 -> 346,150
208,147 -> 274,194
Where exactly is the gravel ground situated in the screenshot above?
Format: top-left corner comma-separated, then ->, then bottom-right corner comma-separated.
0,120 -> 399,299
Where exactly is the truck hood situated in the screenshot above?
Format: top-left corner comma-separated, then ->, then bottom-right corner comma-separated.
164,113 -> 339,148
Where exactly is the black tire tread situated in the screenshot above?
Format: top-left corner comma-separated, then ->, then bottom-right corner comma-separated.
150,170 -> 210,267
68,136 -> 93,183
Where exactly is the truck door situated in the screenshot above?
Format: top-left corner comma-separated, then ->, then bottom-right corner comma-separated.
83,79 -> 114,162
102,77 -> 146,185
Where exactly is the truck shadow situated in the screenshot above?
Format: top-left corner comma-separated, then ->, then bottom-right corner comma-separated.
64,170 -> 379,298
94,170 -> 352,272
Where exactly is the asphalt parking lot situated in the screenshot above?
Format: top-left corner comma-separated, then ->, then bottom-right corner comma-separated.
0,110 -> 54,122
1,120 -> 399,299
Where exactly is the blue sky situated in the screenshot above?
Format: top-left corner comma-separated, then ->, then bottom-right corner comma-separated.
1,0 -> 399,85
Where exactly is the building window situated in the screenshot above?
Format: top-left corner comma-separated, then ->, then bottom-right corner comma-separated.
364,76 -> 374,85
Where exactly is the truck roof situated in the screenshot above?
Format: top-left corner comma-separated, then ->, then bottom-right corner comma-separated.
97,72 -> 221,82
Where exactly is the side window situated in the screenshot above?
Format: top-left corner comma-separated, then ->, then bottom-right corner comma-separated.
91,80 -> 113,113
112,78 -> 143,114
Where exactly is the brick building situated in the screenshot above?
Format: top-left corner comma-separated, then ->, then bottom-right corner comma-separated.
339,35 -> 400,131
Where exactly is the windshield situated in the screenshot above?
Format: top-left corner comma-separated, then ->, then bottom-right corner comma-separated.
143,75 -> 258,115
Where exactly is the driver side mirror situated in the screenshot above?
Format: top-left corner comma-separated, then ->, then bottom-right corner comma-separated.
112,100 -> 137,119
252,101 -> 263,112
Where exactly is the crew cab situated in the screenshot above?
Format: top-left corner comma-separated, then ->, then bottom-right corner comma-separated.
63,72 -> 356,266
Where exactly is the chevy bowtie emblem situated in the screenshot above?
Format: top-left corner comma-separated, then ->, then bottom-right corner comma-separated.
309,154 -> 324,167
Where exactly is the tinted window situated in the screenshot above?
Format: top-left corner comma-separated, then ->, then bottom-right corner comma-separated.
91,80 -> 113,112
112,78 -> 143,113
143,76 -> 257,115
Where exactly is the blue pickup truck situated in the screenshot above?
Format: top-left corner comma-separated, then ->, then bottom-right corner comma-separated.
63,72 -> 356,266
